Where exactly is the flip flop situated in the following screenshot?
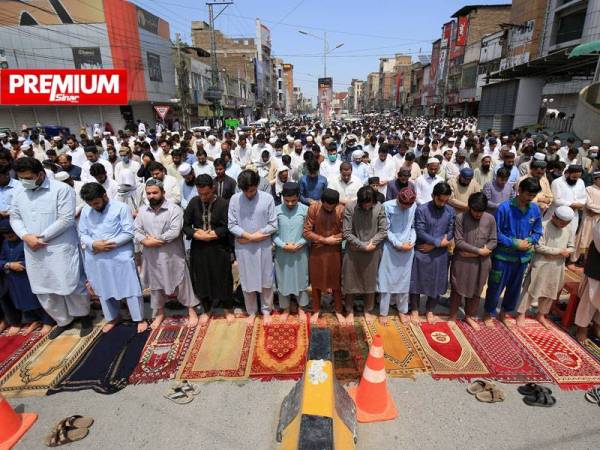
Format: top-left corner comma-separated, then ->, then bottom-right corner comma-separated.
584,387 -> 600,405
523,390 -> 556,407
467,380 -> 495,395
517,383 -> 552,396
171,380 -> 200,396
62,415 -> 94,429
475,387 -> 505,403
44,425 -> 89,447
163,387 -> 193,404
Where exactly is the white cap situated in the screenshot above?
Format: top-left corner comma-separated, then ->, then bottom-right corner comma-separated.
177,162 -> 192,176
53,136 -> 63,142
306,135 -> 314,142
590,146 -> 599,151
17,137 -> 25,142
417,139 -> 425,145
207,135 -> 216,141
103,131 -> 110,136
583,139 -> 591,144
555,205 -> 575,222
20,144 -> 31,151
351,149 -> 363,160
427,157 -> 439,165
287,135 -> 294,143
346,134 -> 357,141
554,139 -> 561,145
448,137 -> 456,142
269,137 -> 277,144
533,152 -> 546,160
0,133 -> 6,138
54,171 -> 70,182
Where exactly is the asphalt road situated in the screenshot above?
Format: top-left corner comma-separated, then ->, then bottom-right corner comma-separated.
10,376 -> 600,450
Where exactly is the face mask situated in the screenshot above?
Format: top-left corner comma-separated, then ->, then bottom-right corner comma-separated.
19,178 -> 38,190
122,156 -> 130,164
327,154 -> 337,162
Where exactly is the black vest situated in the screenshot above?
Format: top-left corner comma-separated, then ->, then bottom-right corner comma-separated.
584,241 -> 600,281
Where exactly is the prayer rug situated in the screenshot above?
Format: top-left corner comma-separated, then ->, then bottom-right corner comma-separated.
508,318 -> 600,390
176,317 -> 257,381
0,326 -> 102,397
0,329 -> 44,379
129,317 -> 196,384
409,321 -> 489,380
249,315 -> 309,380
456,320 -> 551,383
583,339 -> 600,363
48,323 -> 150,395
361,317 -> 431,378
315,314 -> 369,382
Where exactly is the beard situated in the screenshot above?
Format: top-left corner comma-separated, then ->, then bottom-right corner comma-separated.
149,197 -> 163,207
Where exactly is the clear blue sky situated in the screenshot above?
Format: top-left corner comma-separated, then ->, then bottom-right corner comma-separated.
135,0 -> 510,101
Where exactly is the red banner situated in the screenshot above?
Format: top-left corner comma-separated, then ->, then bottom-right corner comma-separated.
442,22 -> 453,44
456,16 -> 469,46
0,69 -> 128,105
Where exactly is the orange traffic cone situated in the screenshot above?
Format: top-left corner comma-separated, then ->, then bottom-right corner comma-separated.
0,393 -> 37,450
348,333 -> 397,423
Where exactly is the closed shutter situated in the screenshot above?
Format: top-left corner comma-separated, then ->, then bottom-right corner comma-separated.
55,107 -> 81,135
0,107 -> 15,129
79,106 -> 103,131
131,103 -> 155,127
34,107 -> 59,127
101,106 -> 127,133
11,107 -> 36,130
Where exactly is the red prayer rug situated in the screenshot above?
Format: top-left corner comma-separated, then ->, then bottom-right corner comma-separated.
508,318 -> 600,390
129,317 -> 196,384
315,314 -> 369,382
456,320 -> 551,383
0,329 -> 44,379
409,320 -> 489,379
249,315 -> 309,380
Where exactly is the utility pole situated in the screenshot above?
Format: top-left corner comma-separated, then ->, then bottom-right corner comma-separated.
205,1 -> 232,128
175,33 -> 189,130
323,31 -> 327,78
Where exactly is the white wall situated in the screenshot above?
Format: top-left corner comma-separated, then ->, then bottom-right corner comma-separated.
514,77 -> 545,127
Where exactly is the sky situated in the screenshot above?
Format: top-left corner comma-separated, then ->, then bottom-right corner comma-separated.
134,0 -> 510,101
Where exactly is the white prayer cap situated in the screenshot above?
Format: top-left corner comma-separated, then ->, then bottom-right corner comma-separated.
207,135 -> 216,141
287,135 -> 294,143
269,137 -> 277,144
590,146 -> 599,151
53,136 -> 63,142
294,139 -> 302,145
427,157 -> 439,165
533,152 -> 546,160
351,149 -> 363,160
417,139 -> 425,145
501,135 -> 508,139
448,137 -> 457,142
555,206 -> 575,222
177,162 -> 192,176
54,171 -> 70,182
20,144 -> 30,151
17,137 -> 25,142
171,131 -> 180,136
137,131 -> 145,136
103,131 -> 110,136
306,135 -> 314,142
0,133 -> 6,138
346,134 -> 357,141
583,139 -> 591,144
554,139 -> 561,145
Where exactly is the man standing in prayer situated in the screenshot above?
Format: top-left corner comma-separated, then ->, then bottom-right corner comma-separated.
328,162 -> 362,205
303,188 -> 345,324
449,192 -> 497,329
575,220 -> 600,342
178,163 -> 198,210
482,167 -> 514,213
473,155 -> 494,187
147,161 -> 181,205
409,182 -> 455,324
483,177 -> 543,327
183,175 -> 234,323
377,187 -> 417,324
299,159 -> 327,206
385,167 -> 414,201
228,170 -> 277,324
273,182 -> 309,321
342,186 -> 387,323
11,157 -> 92,339
414,158 -> 443,205
515,160 -> 553,214
213,158 -> 237,200
516,206 -> 575,328
448,167 -> 481,214
371,145 -> 396,198
79,183 -> 146,333
135,179 -> 204,329
573,171 -> 600,263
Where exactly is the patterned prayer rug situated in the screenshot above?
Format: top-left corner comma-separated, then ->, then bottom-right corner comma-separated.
409,320 -> 489,379
48,323 -> 150,395
176,317 -> 257,381
315,314 -> 369,382
249,315 -> 309,380
129,317 -> 196,384
361,317 -> 431,378
508,318 -> 600,390
0,329 -> 44,379
583,339 -> 600,363
0,326 -> 102,397
456,320 -> 551,383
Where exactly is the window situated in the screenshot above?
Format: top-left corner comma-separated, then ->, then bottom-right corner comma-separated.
278,80 -> 282,90
555,10 -> 586,44
461,65 -> 477,89
147,52 -> 163,82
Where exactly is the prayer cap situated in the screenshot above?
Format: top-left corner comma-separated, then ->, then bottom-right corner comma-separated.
427,157 -> 439,165
146,178 -> 164,189
321,188 -> 340,204
555,206 -> 575,222
460,167 -> 474,178
448,137 -> 457,142
17,137 -> 25,142
287,135 -> 295,143
583,139 -> 591,144
533,152 -> 546,160
346,134 -> 357,141
137,131 -> 145,136
567,164 -> 583,173
554,139 -> 561,145
281,182 -> 300,197
530,160 -> 547,169
0,133 -> 5,138
397,187 -> 416,205
481,155 -> 492,161
53,136 -> 62,141
103,131 -> 111,136
177,162 -> 192,176
208,135 -> 216,140
352,149 -> 363,160
54,171 -> 69,182
591,146 -> 599,151
20,144 -> 31,151
592,171 -> 600,179
306,135 -> 314,142
269,137 -> 277,144
417,139 -> 425,145
368,176 -> 380,184
456,149 -> 468,157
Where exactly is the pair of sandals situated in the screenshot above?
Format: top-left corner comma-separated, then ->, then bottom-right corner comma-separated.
44,415 -> 94,447
518,383 -> 556,407
467,380 -> 505,403
163,380 -> 201,404
584,386 -> 600,406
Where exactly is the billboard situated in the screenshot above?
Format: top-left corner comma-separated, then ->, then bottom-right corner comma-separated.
429,40 -> 440,85
456,16 -> 469,46
72,47 -> 103,69
441,22 -> 453,48
0,0 -> 105,26
317,77 -> 333,123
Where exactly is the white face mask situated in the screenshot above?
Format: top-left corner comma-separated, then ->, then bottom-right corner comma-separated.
19,178 -> 38,190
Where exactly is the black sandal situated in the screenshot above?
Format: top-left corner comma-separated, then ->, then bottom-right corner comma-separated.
517,383 -> 552,396
523,390 -> 556,407
584,387 -> 600,405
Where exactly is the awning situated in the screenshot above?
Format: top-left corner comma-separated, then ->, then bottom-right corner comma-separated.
490,48 -> 597,80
